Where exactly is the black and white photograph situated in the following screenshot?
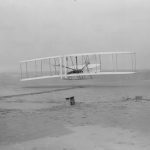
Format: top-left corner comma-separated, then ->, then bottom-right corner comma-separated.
0,0 -> 150,149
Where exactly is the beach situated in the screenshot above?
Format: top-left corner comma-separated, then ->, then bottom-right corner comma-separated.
0,71 -> 150,149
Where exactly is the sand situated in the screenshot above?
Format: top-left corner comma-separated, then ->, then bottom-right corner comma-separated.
1,125 -> 150,150
0,71 -> 150,149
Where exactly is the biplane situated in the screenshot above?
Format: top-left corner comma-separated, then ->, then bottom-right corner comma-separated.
20,52 -> 136,81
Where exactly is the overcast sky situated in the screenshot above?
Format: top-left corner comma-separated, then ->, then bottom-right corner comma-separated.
0,0 -> 150,71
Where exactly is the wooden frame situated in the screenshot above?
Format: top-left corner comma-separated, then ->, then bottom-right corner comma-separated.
20,52 -> 136,81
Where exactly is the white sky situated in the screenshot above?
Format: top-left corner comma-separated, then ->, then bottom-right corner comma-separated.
0,0 -> 150,71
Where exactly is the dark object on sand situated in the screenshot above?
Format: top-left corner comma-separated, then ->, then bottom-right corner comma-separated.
66,96 -> 75,105
66,97 -> 70,101
135,96 -> 143,101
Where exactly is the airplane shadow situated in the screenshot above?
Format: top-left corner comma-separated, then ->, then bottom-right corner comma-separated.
0,86 -> 78,100
24,84 -> 131,89
0,84 -> 132,100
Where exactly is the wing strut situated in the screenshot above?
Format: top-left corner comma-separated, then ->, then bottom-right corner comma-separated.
99,55 -> 102,72
20,64 -> 22,79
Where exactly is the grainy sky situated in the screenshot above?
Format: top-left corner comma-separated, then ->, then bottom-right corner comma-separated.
0,0 -> 150,71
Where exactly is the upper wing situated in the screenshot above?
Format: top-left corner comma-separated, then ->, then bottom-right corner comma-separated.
20,56 -> 63,81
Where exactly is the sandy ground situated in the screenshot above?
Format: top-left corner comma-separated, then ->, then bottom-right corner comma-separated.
1,125 -> 150,150
0,72 -> 150,149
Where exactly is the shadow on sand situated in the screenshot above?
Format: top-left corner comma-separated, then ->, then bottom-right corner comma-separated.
0,86 -> 78,100
24,83 -> 131,89
0,83 -> 132,100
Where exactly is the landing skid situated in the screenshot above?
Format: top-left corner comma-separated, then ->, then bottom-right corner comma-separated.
63,75 -> 93,80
